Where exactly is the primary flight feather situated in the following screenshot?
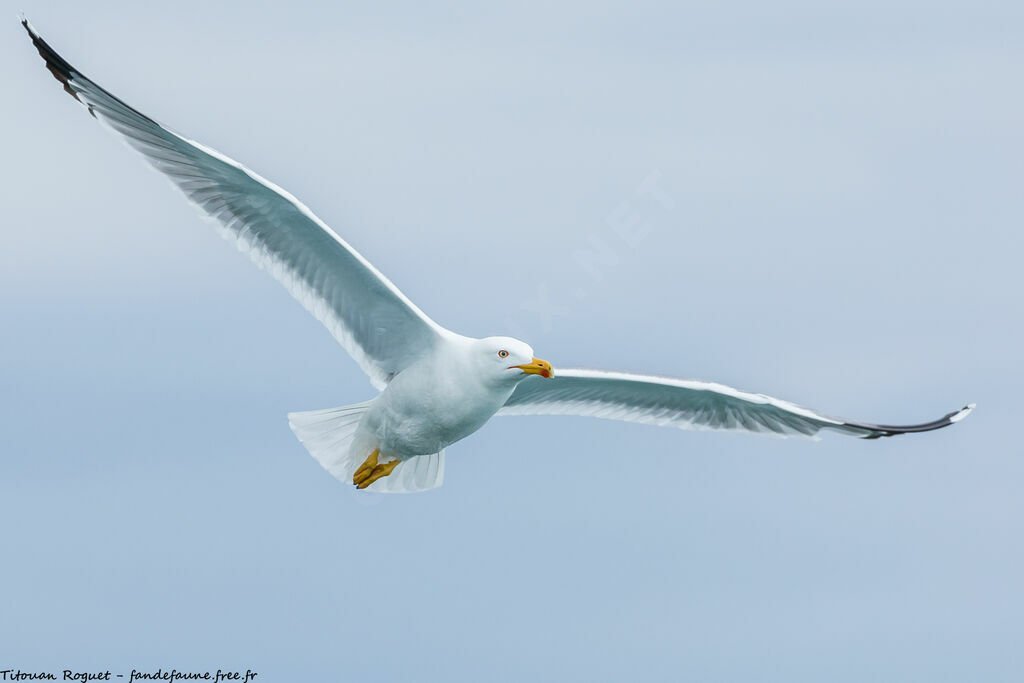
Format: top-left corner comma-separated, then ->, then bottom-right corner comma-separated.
22,19 -> 973,493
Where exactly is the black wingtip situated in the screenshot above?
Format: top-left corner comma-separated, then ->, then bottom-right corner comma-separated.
21,16 -> 83,102
856,402 -> 975,438
21,15 -> 36,42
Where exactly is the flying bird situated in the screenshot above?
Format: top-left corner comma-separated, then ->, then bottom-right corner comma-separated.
22,19 -> 974,493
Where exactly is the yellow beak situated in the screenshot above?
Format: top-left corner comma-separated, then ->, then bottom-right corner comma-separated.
513,357 -> 554,378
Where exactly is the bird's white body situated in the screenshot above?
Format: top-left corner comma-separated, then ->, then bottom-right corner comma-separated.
22,18 -> 973,494
356,335 -> 525,459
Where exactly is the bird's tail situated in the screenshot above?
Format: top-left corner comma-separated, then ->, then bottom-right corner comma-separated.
287,403 -> 445,493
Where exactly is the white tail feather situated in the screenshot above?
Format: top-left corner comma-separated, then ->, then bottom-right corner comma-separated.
287,404 -> 445,494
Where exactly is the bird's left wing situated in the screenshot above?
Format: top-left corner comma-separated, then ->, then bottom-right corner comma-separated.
22,19 -> 448,389
499,368 -> 973,439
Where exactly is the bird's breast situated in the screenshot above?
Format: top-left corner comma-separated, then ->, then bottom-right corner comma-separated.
369,368 -> 514,456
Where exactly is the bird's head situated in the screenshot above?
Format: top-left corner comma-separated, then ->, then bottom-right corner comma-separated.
476,336 -> 554,383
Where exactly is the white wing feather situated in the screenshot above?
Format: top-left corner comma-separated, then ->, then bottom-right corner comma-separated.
500,369 -> 974,439
23,19 -> 447,389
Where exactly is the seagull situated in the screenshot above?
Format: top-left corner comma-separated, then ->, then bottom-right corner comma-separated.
22,19 -> 974,493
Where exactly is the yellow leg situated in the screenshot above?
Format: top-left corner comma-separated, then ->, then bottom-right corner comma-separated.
356,459 -> 401,489
353,449 -> 379,486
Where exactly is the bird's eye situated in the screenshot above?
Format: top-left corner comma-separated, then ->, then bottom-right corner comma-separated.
498,350 -> 509,359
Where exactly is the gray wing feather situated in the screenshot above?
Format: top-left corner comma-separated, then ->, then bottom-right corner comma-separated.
23,19 -> 446,388
500,369 -> 973,439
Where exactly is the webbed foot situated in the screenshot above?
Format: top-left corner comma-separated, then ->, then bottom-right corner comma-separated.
356,459 -> 400,489
353,449 -> 379,487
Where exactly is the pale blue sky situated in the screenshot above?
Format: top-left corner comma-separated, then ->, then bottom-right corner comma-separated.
2,1 -> 1022,681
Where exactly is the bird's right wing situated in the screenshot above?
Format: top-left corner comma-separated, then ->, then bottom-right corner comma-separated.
500,368 -> 974,439
23,18 -> 448,389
